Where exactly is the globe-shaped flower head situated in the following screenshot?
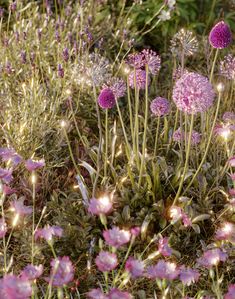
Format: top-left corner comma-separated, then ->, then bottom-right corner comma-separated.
172,72 -> 215,114
150,97 -> 170,116
209,21 -> 232,49
98,88 -> 116,109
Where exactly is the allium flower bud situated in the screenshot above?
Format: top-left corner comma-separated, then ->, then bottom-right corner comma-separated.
98,88 -> 116,109
95,251 -> 118,272
150,97 -> 170,116
172,72 -> 215,114
209,21 -> 232,49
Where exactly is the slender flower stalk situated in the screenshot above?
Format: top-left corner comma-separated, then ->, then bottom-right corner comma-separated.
173,113 -> 195,205
139,65 -> 149,186
183,88 -> 222,195
31,171 -> 36,264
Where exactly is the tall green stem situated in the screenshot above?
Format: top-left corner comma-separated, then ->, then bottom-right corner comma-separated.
139,66 -> 149,186
173,114 -> 195,205
183,91 -> 222,195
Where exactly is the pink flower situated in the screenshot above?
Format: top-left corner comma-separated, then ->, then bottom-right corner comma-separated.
158,237 -> 172,257
10,199 -> 32,216
25,159 -> 45,171
87,288 -> 108,299
130,226 -> 141,237
95,251 -> 118,272
147,260 -> 179,280
0,274 -> 32,299
169,206 -> 192,227
0,168 -> 13,184
229,189 -> 235,196
230,174 -> 235,181
197,248 -> 228,268
35,225 -> 63,242
103,227 -> 131,248
45,256 -> 74,287
103,78 -> 126,99
88,197 -> 112,216
0,148 -> 22,166
228,157 -> 235,167
224,284 -> 235,299
179,266 -> 200,286
0,218 -> 7,238
20,264 -> 43,280
223,111 -> 235,122
108,288 -> 132,299
215,222 -> 235,243
125,257 -> 144,278
2,185 -> 16,195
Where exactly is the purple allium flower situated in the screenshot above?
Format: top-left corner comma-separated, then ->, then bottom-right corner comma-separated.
126,52 -> 145,69
58,64 -> 64,78
62,47 -> 69,62
225,284 -> 235,299
108,289 -> 132,299
103,78 -> 126,99
20,264 -> 43,280
172,128 -> 201,146
25,159 -> 45,171
0,275 -> 32,299
0,148 -> 22,166
172,72 -> 215,114
103,227 -> 131,248
35,225 -> 63,242
147,260 -> 179,280
141,49 -> 161,75
158,237 -> 172,257
197,248 -> 228,268
229,157 -> 235,167
126,50 -> 161,75
130,226 -> 141,237
125,257 -> 144,278
209,21 -> 232,49
150,97 -> 170,116
88,197 -> 112,216
46,256 -> 74,287
95,251 -> 118,272
215,222 -> 235,243
87,288 -> 108,299
10,199 -> 32,216
220,54 -> 235,80
98,88 -> 116,109
0,168 -> 13,184
223,111 -> 235,123
179,266 -> 200,286
0,218 -> 7,238
128,69 -> 149,90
